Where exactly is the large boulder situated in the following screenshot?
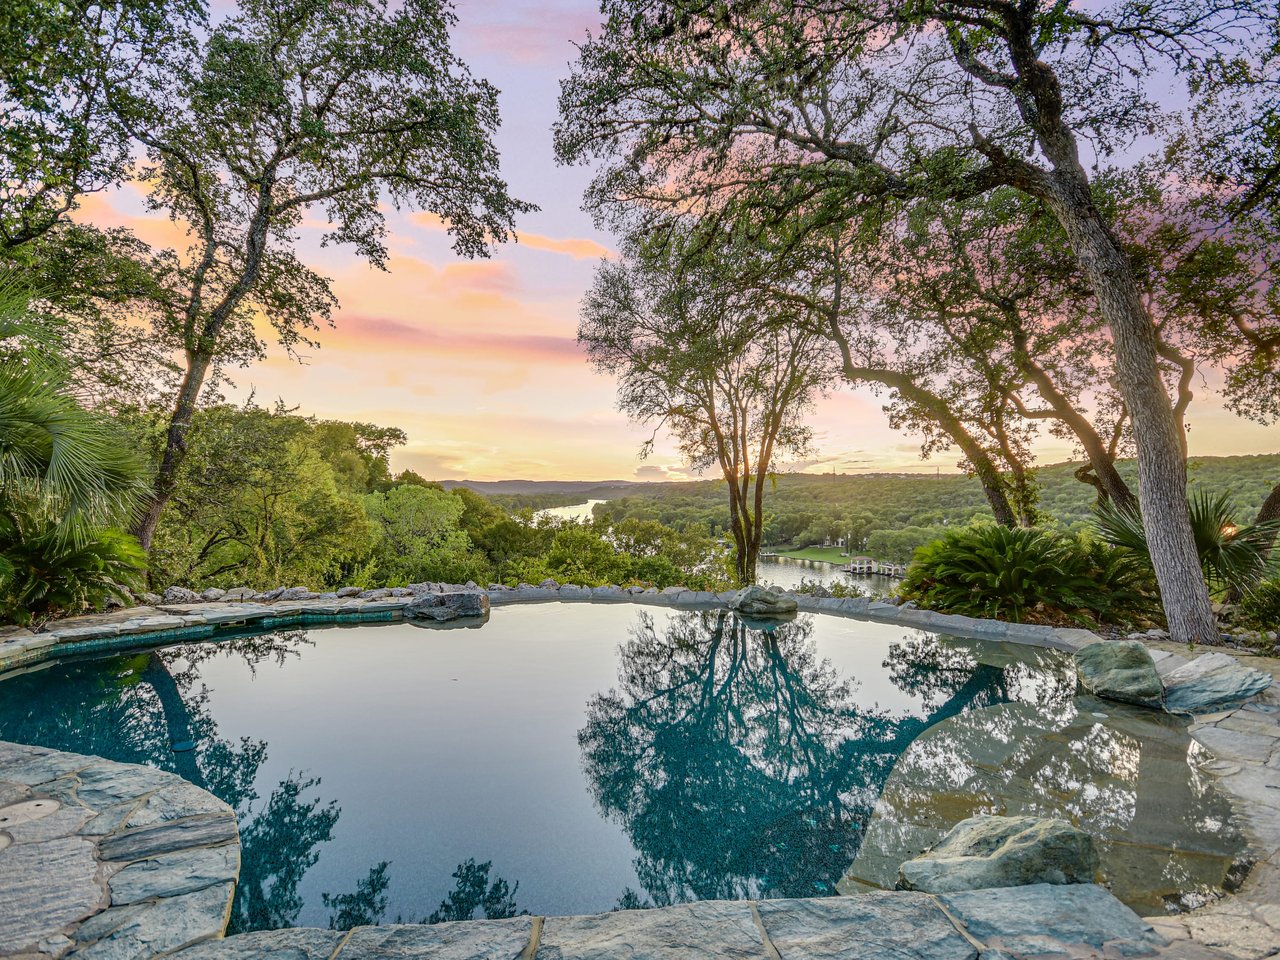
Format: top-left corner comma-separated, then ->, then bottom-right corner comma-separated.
405,591 -> 490,623
729,585 -> 798,618
1162,652 -> 1273,714
897,815 -> 1099,894
1074,640 -> 1163,708
161,586 -> 202,604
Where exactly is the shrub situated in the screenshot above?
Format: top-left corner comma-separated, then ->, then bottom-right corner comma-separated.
897,524 -> 1155,626
1241,580 -> 1280,629
0,510 -> 146,625
1096,491 -> 1280,598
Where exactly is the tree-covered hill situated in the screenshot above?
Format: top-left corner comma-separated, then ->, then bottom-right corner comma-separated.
576,455 -> 1279,563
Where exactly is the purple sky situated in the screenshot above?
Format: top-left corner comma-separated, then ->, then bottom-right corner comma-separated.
82,0 -> 1277,480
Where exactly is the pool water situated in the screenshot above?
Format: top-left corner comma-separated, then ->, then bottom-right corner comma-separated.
0,605 -> 1244,930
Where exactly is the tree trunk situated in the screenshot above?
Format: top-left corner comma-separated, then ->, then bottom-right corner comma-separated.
1012,338 -> 1136,509
877,375 -> 1019,527
1254,481 -> 1280,560
133,350 -> 213,552
1042,180 -> 1217,643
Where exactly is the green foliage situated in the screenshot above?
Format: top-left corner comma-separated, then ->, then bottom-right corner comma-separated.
311,422 -> 407,495
1096,491 -> 1280,597
0,508 -> 146,625
0,0 -> 202,255
0,278 -> 146,536
145,404 -> 376,590
362,485 -> 491,586
1241,580 -> 1280,629
0,278 -> 149,623
594,457 -> 1280,560
496,518 -> 728,591
898,525 -> 1154,627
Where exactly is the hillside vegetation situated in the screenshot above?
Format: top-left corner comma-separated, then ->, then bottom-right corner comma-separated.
576,456 -> 1279,563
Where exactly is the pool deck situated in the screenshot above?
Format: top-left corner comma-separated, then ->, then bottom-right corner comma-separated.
1,589 -> 1278,959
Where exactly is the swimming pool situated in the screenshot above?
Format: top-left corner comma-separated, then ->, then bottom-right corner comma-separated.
0,604 -> 1244,931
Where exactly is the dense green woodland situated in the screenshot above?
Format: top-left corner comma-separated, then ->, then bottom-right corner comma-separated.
589,456 -> 1280,563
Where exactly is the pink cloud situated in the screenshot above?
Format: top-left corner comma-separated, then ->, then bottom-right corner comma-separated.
328,314 -> 584,364
454,3 -> 602,65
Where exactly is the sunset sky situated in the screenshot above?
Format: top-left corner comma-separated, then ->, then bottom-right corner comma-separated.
81,0 -> 1278,482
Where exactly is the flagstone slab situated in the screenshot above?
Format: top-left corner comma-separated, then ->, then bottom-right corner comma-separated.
938,884 -> 1167,957
173,928 -> 345,960
338,918 -> 534,959
755,892 -> 977,960
0,834 -> 104,954
536,901 -> 767,960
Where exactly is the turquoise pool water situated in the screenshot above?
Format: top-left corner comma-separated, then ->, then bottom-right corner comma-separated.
0,604 -> 1234,930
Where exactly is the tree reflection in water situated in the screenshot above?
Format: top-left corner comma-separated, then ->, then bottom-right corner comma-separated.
0,631 -> 533,932
0,633 -> 349,933
578,611 -> 1009,906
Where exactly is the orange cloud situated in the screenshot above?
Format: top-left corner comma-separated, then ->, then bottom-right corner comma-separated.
409,211 -> 611,261
73,189 -> 193,253
516,232 -> 614,260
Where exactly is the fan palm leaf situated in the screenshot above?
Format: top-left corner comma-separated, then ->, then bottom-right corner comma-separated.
1096,491 -> 1280,597
0,276 -> 147,538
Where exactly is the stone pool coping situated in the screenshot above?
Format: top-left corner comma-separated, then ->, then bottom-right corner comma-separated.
1,590 -> 1278,959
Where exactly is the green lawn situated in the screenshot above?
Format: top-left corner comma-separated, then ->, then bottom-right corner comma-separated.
764,546 -> 849,564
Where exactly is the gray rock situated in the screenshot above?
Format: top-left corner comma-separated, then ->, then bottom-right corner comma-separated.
220,587 -> 255,601
98,813 -> 238,862
937,883 -> 1167,957
537,901 -> 766,959
339,918 -> 533,959
897,815 -> 1099,893
404,591 -> 490,623
277,587 -> 315,601
358,588 -> 390,600
68,881 -> 233,959
138,592 -> 162,606
0,835 -> 102,954
539,578 -> 559,588
336,587 -> 362,598
161,586 -> 202,604
1162,652 -> 1273,714
756,892 -> 975,960
199,588 -> 226,602
258,587 -> 285,602
108,843 -> 240,904
172,928 -> 344,960
728,585 -> 799,618
1074,639 -> 1163,707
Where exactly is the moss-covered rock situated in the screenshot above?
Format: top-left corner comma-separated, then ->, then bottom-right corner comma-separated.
1074,640 -> 1163,707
